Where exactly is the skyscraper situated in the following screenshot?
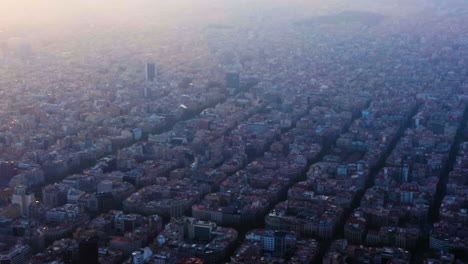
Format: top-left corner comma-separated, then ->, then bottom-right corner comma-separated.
96,192 -> 114,213
11,185 -> 35,217
0,161 -> 16,185
225,72 -> 240,89
79,236 -> 99,264
143,86 -> 151,98
146,63 -> 156,82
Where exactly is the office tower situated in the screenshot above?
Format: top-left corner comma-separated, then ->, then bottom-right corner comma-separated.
42,184 -> 68,207
143,86 -> 150,98
0,161 -> 16,185
146,63 -> 156,81
185,218 -> 215,243
245,143 -> 257,163
96,192 -> 114,213
192,223 -> 213,242
115,214 -> 137,233
11,185 -> 35,217
79,236 -> 99,264
226,72 -> 240,89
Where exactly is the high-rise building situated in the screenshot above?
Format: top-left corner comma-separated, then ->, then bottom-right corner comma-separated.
146,63 -> 156,82
42,184 -> 69,207
193,223 -> 213,243
245,143 -> 257,163
96,192 -> 114,213
185,218 -> 215,243
79,236 -> 99,264
11,185 -> 35,217
143,86 -> 151,98
0,161 -> 16,186
115,214 -> 138,233
225,72 -> 240,89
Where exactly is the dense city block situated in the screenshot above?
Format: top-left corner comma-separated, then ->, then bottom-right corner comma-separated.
0,0 -> 467,263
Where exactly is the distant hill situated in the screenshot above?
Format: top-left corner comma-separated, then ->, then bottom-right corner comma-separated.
296,11 -> 386,27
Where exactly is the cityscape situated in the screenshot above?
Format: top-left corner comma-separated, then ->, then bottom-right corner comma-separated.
0,0 -> 467,263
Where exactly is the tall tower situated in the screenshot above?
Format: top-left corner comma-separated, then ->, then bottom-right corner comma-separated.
79,236 -> 99,264
225,72 -> 240,89
146,63 -> 156,82
11,185 -> 35,217
96,192 -> 113,213
143,86 -> 150,98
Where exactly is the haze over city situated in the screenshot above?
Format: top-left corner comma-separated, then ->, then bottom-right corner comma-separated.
0,0 -> 466,264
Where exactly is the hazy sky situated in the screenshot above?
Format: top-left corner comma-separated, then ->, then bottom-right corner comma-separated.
0,0 -> 433,27
0,0 -> 444,45
1,0 -> 203,25
0,0 -> 228,45
0,0 -> 339,25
